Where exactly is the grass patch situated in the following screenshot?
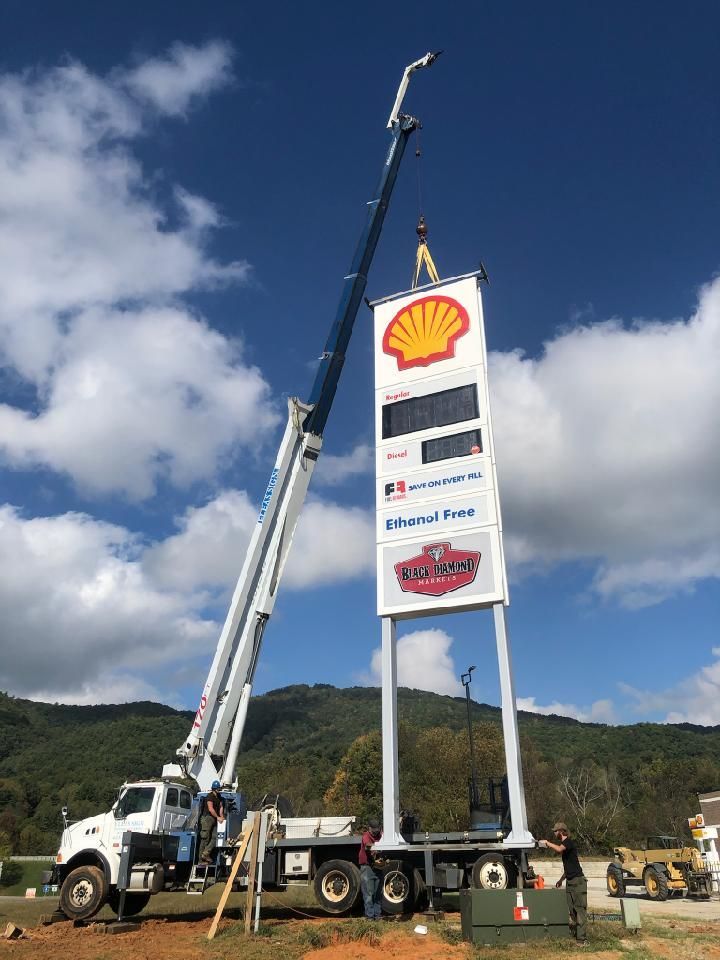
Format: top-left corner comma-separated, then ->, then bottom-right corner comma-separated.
439,922 -> 464,945
460,919 -> 646,956
0,859 -> 55,896
208,917 -> 384,960
296,919 -> 382,949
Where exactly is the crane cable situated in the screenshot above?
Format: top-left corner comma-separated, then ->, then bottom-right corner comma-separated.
411,128 -> 441,289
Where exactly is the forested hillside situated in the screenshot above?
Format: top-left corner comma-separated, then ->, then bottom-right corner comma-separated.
1,685 -> 718,858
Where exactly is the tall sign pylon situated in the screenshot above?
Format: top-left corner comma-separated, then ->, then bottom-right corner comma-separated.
371,269 -> 533,849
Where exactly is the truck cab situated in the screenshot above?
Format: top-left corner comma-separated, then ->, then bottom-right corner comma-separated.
111,781 -> 193,835
55,780 -> 193,920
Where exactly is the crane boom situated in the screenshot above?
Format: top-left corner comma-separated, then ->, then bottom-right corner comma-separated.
165,53 -> 440,790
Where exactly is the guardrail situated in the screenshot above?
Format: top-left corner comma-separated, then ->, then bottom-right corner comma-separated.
3,856 -> 55,861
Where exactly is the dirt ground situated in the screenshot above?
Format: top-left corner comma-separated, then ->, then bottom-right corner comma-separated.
1,900 -> 719,960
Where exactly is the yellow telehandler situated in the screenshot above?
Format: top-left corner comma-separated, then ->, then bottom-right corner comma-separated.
607,835 -> 711,900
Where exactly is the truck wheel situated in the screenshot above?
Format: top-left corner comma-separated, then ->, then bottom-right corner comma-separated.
59,865 -> 108,920
380,861 -> 415,915
413,866 -> 428,910
472,853 -> 513,890
313,860 -> 361,914
606,864 -> 625,897
644,866 -> 669,901
108,889 -> 151,917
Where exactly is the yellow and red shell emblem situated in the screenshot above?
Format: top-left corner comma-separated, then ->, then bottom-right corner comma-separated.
382,295 -> 470,370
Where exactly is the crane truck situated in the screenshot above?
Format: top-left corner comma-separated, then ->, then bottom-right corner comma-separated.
51,53 -> 538,924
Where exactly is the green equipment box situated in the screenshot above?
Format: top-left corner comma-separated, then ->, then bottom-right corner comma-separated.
459,888 -> 571,944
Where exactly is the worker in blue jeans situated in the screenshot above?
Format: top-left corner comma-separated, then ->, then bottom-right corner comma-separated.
358,818 -> 383,919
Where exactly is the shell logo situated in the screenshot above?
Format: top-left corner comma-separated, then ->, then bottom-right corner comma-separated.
383,295 -> 470,370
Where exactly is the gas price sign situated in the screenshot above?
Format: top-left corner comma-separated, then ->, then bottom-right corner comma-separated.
372,274 -> 508,618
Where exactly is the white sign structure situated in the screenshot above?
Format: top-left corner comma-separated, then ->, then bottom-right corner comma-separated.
373,274 -> 508,618
370,271 -> 533,851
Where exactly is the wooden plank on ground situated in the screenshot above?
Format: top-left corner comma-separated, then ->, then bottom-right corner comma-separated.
206,824 -> 253,941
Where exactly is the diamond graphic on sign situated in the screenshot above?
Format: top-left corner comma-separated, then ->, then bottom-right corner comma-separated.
394,541 -> 481,597
383,295 -> 470,370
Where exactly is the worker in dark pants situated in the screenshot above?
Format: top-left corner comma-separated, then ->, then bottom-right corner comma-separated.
358,818 -> 383,919
539,822 -> 587,946
199,780 -> 225,864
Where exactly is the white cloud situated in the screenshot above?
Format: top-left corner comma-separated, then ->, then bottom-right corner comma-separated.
492,276 -> 720,606
0,504 -> 215,701
144,491 -> 375,594
517,696 -> 616,725
28,674 -> 182,708
619,646 -> 720,726
0,490 -> 377,703
285,500 -> 375,588
0,44 -> 273,498
366,628 -> 463,697
123,41 -> 234,116
0,308 -> 278,498
143,489 -> 258,592
315,443 -> 374,485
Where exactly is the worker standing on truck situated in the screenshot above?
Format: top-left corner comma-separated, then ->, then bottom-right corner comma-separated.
199,781 -> 225,864
359,818 -> 383,919
538,822 -> 587,946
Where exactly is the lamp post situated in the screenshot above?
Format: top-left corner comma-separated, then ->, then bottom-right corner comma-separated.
461,665 -> 480,811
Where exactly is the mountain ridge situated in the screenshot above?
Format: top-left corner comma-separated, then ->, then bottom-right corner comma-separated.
1,685 -> 718,855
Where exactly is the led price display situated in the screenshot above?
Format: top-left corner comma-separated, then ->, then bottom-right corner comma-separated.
421,428 -> 482,464
382,384 -> 479,439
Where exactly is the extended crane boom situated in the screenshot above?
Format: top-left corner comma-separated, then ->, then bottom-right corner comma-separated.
164,53 -> 439,790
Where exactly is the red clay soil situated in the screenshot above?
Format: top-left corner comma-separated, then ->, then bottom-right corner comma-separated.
0,918 -> 208,960
639,936 -> 720,960
3,917 -> 719,960
302,931 -> 467,960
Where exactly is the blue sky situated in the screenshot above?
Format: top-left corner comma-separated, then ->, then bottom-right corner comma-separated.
0,2 -> 718,726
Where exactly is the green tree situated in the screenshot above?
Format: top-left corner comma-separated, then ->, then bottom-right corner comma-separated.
324,731 -> 383,826
324,722 -> 507,832
0,859 -> 23,888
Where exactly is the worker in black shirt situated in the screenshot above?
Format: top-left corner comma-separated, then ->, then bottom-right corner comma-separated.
538,821 -> 587,946
199,780 -> 225,864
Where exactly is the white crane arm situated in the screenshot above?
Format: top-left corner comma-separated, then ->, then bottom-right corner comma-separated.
163,398 -> 321,789
386,50 -> 442,128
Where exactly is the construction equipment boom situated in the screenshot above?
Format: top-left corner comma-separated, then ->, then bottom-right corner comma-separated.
163,51 -> 441,791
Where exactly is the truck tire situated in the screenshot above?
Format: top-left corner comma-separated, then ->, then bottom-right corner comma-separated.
380,861 -> 415,915
413,866 -> 428,910
313,859 -> 361,914
644,866 -> 669,901
108,889 -> 152,917
59,865 -> 108,920
606,864 -> 625,897
471,853 -> 514,890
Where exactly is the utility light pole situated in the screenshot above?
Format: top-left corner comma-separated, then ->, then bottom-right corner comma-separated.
461,665 -> 480,811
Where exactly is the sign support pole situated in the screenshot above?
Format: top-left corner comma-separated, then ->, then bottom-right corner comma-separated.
493,602 -> 533,845
380,616 -> 402,845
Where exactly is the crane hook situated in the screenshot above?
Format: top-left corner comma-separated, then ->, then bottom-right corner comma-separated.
412,215 -> 440,288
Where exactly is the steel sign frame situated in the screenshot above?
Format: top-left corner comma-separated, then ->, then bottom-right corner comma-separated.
371,270 -> 532,851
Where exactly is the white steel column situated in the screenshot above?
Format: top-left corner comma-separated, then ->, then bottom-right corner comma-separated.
379,616 -> 402,845
493,602 -> 534,846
